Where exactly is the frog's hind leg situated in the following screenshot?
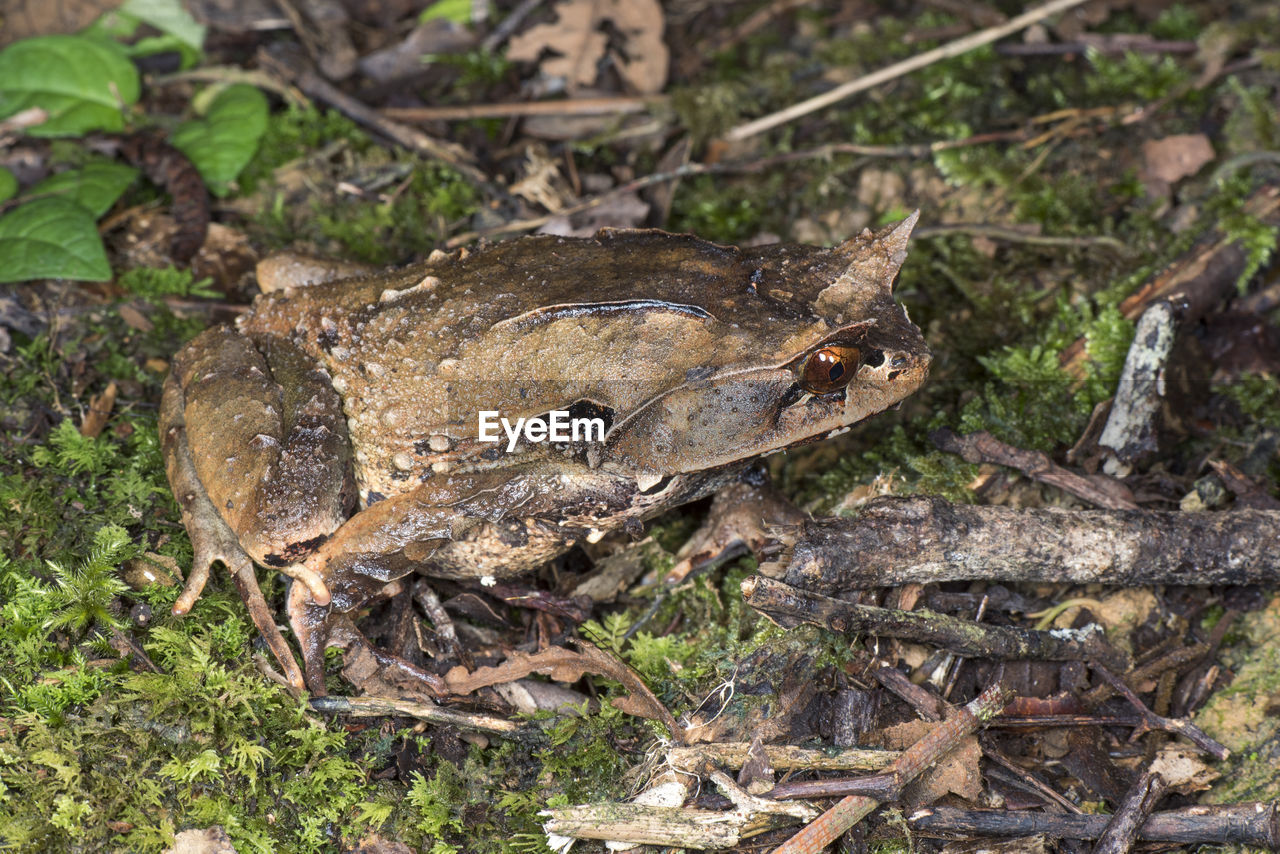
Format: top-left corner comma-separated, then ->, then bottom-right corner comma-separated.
171,327 -> 356,603
287,580 -> 448,698
162,371 -> 308,689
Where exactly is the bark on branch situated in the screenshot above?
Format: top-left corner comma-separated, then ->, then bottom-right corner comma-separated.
762,497 -> 1280,592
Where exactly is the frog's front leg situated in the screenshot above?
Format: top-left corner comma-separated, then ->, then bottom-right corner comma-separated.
279,466 -> 636,695
161,326 -> 356,686
664,477 -> 808,584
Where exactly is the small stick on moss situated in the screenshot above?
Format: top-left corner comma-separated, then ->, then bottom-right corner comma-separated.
770,682 -> 1010,854
1092,769 -> 1170,854
383,95 -> 666,122
541,772 -> 818,849
931,428 -> 1137,510
743,576 -> 1128,669
258,47 -> 501,196
909,803 -> 1280,848
722,0 -> 1091,142
764,497 -> 1280,592
309,695 -> 532,738
1097,300 -> 1178,476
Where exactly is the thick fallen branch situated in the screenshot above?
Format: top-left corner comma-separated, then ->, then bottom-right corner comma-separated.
762,497 -> 1280,592
908,803 -> 1280,848
742,576 -> 1126,668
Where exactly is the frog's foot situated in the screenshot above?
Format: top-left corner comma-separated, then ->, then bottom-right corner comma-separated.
167,478 -> 307,690
230,565 -> 306,691
286,580 -> 447,698
665,479 -> 807,584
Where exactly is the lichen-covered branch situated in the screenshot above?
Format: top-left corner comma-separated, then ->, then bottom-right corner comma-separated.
764,497 -> 1280,592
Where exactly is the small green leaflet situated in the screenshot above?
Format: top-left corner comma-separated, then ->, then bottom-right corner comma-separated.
0,168 -> 16,204
86,0 -> 206,69
171,84 -> 269,197
0,197 -> 111,283
0,35 -> 141,137
119,0 -> 206,52
420,0 -> 473,24
30,162 -> 139,218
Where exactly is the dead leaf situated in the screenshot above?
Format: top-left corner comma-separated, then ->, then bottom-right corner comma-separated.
539,192 -> 650,236
510,145 -> 578,212
122,552 -> 181,590
358,20 -> 476,83
117,303 -> 154,333
507,0 -> 669,95
80,381 -> 117,438
345,833 -> 415,854
1141,134 -> 1214,191
119,134 -> 211,264
1148,744 -> 1219,792
876,720 -> 983,804
163,826 -> 237,854
444,641 -> 679,735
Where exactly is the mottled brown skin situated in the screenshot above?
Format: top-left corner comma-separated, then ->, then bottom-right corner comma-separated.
161,216 -> 931,693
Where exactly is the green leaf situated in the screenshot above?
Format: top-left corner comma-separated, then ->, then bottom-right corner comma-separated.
0,197 -> 111,282
0,167 -> 16,203
29,162 -> 139,217
171,84 -> 269,197
0,35 -> 140,136
119,0 -> 207,52
420,0 -> 473,24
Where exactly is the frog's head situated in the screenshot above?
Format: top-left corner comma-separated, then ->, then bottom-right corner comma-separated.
599,213 -> 931,490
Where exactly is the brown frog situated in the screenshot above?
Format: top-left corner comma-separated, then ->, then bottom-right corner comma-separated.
160,215 -> 930,694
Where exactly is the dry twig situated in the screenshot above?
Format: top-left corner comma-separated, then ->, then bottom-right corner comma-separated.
723,0 -> 1091,142
743,576 -> 1126,667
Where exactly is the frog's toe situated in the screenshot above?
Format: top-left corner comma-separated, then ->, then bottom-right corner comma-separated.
279,560 -> 332,607
231,565 -> 306,691
171,493 -> 255,615
287,580 -> 334,694
286,581 -> 447,698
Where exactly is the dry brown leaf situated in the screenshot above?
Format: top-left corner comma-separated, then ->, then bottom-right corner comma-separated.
507,0 -> 669,95
80,381 -> 117,439
1142,134 -> 1215,188
162,827 -> 237,854
0,0 -> 123,46
877,720 -> 983,804
444,641 -> 679,734
1148,744 -> 1220,792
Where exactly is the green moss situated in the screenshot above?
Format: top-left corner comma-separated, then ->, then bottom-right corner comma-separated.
117,267 -> 218,300
669,173 -> 783,243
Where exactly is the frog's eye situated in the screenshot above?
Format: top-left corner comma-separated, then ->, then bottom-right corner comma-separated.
799,344 -> 861,395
